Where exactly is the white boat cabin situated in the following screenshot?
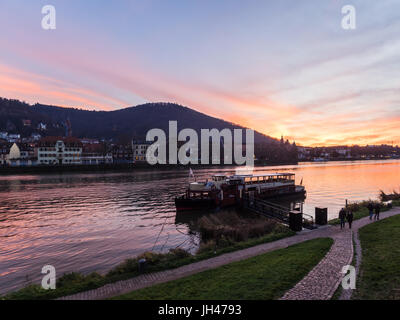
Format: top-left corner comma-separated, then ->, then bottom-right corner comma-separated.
189,173 -> 296,192
233,173 -> 296,192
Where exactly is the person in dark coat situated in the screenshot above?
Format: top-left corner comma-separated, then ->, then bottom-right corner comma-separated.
367,202 -> 374,220
339,208 -> 346,229
347,210 -> 354,229
374,203 -> 381,221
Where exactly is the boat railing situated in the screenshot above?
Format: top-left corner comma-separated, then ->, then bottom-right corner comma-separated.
243,196 -> 316,230
258,199 -> 290,211
302,213 -> 314,225
244,179 -> 295,185
243,196 -> 290,222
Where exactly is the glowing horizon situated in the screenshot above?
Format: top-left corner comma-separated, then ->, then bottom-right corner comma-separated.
0,0 -> 399,147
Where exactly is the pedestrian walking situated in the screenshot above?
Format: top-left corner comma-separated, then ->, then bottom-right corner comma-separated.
347,210 -> 354,229
374,203 -> 381,221
367,202 -> 374,220
339,208 -> 346,230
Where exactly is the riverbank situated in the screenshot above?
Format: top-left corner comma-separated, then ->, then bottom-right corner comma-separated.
63,206 -> 400,300
1,224 -> 293,300
0,163 -> 234,175
4,203 -> 400,300
113,238 -> 333,300
0,161 -> 302,175
1,157 -> 399,176
2,187 -> 399,300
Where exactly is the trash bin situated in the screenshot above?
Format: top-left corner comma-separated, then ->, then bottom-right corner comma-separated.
138,258 -> 147,273
315,207 -> 328,225
289,211 -> 303,232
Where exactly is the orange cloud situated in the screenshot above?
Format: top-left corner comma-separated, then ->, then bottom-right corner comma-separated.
281,115 -> 400,146
0,64 -> 127,110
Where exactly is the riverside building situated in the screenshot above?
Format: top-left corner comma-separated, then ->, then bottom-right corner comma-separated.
37,137 -> 82,165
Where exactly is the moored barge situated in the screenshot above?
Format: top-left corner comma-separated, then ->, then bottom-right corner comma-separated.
175,173 -> 306,212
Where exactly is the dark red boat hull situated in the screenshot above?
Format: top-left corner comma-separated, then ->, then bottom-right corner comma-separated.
174,197 -> 217,211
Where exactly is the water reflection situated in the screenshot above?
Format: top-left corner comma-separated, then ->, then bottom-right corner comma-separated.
0,160 -> 399,294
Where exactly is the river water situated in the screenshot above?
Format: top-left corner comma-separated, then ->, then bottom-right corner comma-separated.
0,159 -> 399,294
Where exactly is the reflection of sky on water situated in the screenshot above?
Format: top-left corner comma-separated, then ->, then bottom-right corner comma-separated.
0,160 -> 399,294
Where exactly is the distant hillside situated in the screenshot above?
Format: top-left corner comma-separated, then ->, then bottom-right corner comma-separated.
0,97 -> 277,145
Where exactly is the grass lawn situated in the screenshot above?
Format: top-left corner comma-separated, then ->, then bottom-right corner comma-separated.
114,238 -> 333,300
353,214 -> 400,300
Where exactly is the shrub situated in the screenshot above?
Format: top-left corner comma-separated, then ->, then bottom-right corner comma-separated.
168,248 -> 191,259
107,248 -> 192,277
56,272 -> 101,288
3,272 -> 106,300
217,235 -> 236,248
198,211 -> 280,244
137,252 -> 164,265
197,240 -> 216,254
346,200 -> 380,213
3,284 -> 49,300
107,258 -> 139,277
380,190 -> 400,202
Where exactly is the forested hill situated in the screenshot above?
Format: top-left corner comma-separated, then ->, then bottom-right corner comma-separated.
0,97 -> 277,145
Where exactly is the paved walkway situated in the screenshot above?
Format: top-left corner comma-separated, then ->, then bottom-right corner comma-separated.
281,228 -> 353,300
281,207 -> 400,300
60,207 -> 400,300
339,230 -> 360,300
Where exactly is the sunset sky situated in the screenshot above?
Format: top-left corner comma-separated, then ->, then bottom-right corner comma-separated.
0,0 -> 399,146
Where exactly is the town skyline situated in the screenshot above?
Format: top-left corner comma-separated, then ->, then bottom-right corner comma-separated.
0,1 -> 399,146
1,96 -> 399,150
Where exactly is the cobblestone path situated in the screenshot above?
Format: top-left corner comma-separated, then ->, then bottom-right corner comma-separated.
60,208 -> 400,300
282,207 -> 400,300
280,228 -> 353,300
